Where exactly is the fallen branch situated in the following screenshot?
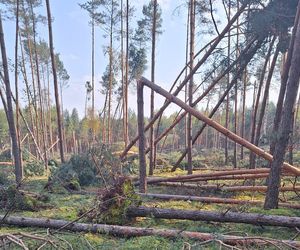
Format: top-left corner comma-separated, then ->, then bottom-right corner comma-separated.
0,215 -> 299,248
138,193 -> 300,209
127,206 -> 300,228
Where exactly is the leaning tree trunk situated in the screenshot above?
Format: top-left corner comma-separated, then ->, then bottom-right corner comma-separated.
0,14 -> 23,183
249,37 -> 275,169
140,77 -> 300,176
45,0 -> 65,163
252,44 -> 280,169
264,4 -> 300,209
120,2 -> 249,160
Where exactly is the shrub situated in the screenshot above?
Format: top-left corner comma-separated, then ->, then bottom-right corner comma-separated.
24,160 -> 45,177
87,177 -> 141,225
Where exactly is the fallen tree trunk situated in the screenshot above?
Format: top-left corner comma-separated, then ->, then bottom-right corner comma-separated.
138,193 -> 300,209
127,206 -> 300,228
140,77 -> 300,176
144,168 -> 272,184
0,162 -> 13,166
0,215 -> 299,248
144,173 -> 270,184
153,182 -> 300,192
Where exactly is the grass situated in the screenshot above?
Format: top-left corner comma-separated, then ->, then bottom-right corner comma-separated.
1,163 -> 300,249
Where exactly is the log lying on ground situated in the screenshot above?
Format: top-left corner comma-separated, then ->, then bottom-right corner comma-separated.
127,206 -> 300,228
138,193 -> 300,209
154,182 -> 300,192
143,168 -> 272,185
140,77 -> 300,176
1,215 -> 299,248
0,162 -> 13,166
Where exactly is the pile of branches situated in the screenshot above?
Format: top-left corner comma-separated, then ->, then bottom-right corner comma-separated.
46,144 -> 123,192
86,176 -> 141,225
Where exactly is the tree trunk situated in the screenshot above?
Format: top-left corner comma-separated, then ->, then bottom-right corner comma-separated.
30,0 -> 48,168
14,0 -> 23,173
1,215 -> 299,248
173,40 -> 260,169
127,206 -> 300,228
140,77 -> 300,175
149,0 -> 158,176
137,81 -> 147,193
270,11 -> 300,156
252,45 -> 280,168
225,0 -> 231,166
187,0 -> 195,174
249,37 -> 276,169
138,193 -> 300,209
264,4 -> 300,209
0,14 -> 23,183
120,3 -> 249,159
45,0 -> 65,163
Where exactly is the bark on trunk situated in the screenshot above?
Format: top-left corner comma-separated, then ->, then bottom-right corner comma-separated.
120,3 -> 249,160
140,77 -> 300,175
264,3 -> 300,209
127,206 -> 300,228
249,37 -> 276,169
0,14 -> 23,183
45,0 -> 65,163
138,193 -> 300,209
137,81 -> 147,193
1,215 -> 299,248
149,0 -> 158,176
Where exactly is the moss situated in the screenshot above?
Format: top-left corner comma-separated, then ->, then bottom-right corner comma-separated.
0,186 -> 40,211
90,178 -> 141,225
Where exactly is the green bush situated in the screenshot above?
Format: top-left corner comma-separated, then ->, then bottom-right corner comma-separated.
24,160 -> 45,177
0,149 -> 11,161
0,186 -> 39,211
0,172 -> 9,185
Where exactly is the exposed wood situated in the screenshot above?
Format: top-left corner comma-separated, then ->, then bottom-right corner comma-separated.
140,77 -> 300,176
1,215 -> 299,248
152,182 -> 300,193
138,193 -> 300,209
144,168 -> 273,185
0,162 -> 13,166
127,206 -> 300,228
179,173 -> 269,182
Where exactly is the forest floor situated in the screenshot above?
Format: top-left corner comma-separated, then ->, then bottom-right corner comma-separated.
1,165 -> 300,250
0,171 -> 300,249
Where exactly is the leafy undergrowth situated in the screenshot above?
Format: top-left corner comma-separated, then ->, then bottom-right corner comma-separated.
0,175 -> 300,249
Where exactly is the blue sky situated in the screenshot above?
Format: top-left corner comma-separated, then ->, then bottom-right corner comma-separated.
1,1 -> 280,118
3,0 -> 189,117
